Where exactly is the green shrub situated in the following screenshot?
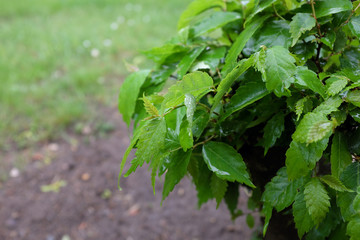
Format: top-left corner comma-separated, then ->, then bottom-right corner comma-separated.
119,0 -> 360,239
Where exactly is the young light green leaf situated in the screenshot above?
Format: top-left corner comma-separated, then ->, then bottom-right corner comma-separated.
289,13 -> 316,47
191,11 -> 241,37
177,0 -> 225,30
293,191 -> 315,239
292,112 -> 333,144
177,46 -> 205,79
320,175 -> 354,192
262,112 -> 285,155
313,96 -> 343,115
202,141 -> 255,187
210,174 -> 228,208
162,149 -> 192,201
304,178 -> 331,226
265,46 -> 296,97
143,44 -> 189,63
326,76 -> 348,96
346,90 -> 360,107
119,70 -> 150,126
162,71 -> 213,111
143,94 -> 159,116
222,81 -> 269,121
212,57 -> 254,111
295,67 -> 326,98
262,167 -> 305,212
349,16 -> 360,39
347,214 -> 360,240
286,138 -> 329,180
179,119 -> 193,151
331,132 -> 352,178
222,15 -> 269,76
295,97 -> 313,121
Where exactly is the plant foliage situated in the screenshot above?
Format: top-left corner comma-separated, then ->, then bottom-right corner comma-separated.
119,0 -> 360,238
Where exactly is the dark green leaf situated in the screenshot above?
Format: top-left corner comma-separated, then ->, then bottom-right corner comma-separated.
144,44 -> 189,64
346,90 -> 360,108
192,108 -> 210,138
265,46 -> 296,97
246,214 -> 255,229
262,112 -> 285,155
331,132 -> 352,178
195,47 -> 226,72
177,46 -> 206,79
244,0 -> 277,26
222,15 -> 269,76
262,167 -> 305,211
349,16 -> 360,39
347,214 -> 360,240
210,174 -> 228,208
312,0 -> 353,18
290,13 -> 316,47
222,81 -> 269,121
295,66 -> 326,98
162,149 -> 192,201
202,141 -> 255,187
286,138 -> 329,180
119,70 -> 150,126
262,203 -> 273,237
224,182 -> 242,220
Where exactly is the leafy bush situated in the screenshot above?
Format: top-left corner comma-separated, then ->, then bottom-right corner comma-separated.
119,0 -> 360,239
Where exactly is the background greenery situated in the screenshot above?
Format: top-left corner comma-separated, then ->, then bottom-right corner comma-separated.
0,0 -> 191,149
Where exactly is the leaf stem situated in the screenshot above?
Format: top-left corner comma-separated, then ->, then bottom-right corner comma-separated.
193,135 -> 216,149
163,104 -> 185,117
272,4 -> 285,21
310,0 -> 322,37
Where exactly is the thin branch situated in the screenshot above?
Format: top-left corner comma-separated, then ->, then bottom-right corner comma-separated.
272,4 -> 285,21
193,135 -> 216,149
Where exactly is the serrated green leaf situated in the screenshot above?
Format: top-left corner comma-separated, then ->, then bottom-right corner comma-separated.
331,132 -> 352,178
143,94 -> 159,116
347,214 -> 360,240
262,203 -> 273,237
222,81 -> 269,121
210,174 -> 228,208
313,96 -> 343,115
177,0 -> 225,30
246,213 -> 255,229
304,178 -> 331,226
262,112 -> 285,155
119,70 -> 150,126
293,112 -> 333,144
290,13 -> 316,47
202,141 -> 255,187
162,71 -> 213,111
295,97 -> 313,121
125,118 -> 167,178
293,191 -> 315,238
341,162 -> 360,191
346,90 -> 360,107
321,31 -> 336,50
224,182 -> 242,220
191,11 -> 241,37
177,46 -> 205,79
212,56 -> 254,111
286,138 -> 329,180
262,167 -> 305,211
295,66 -> 326,98
326,77 -> 348,96
312,0 -> 353,18
349,16 -> 360,39
222,14 -> 269,76
320,175 -> 354,192
265,46 -> 296,97
162,149 -> 192,201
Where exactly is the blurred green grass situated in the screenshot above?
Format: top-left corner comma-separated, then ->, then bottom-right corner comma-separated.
0,0 -> 191,149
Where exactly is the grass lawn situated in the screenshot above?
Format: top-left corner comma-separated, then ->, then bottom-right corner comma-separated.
0,0 -> 191,149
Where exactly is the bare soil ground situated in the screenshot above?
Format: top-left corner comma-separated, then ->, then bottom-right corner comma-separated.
0,109 -> 256,240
